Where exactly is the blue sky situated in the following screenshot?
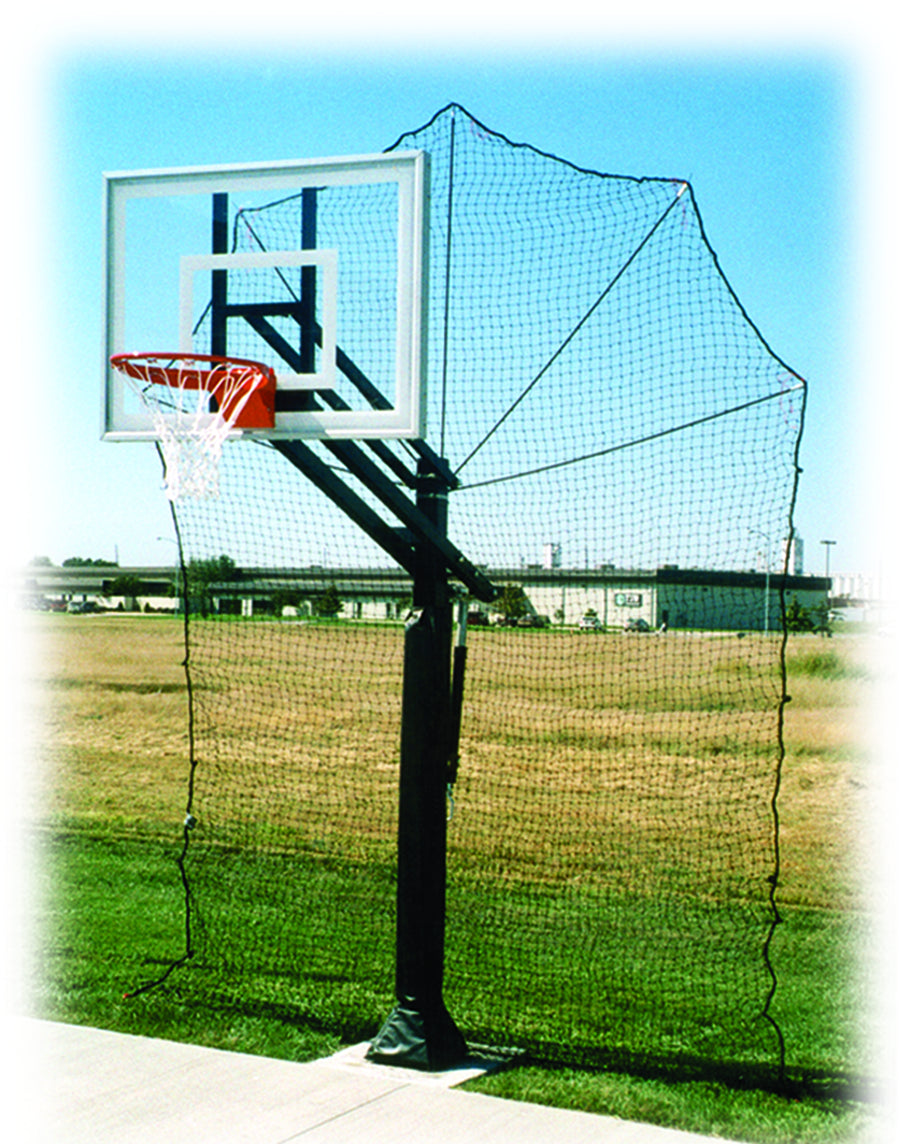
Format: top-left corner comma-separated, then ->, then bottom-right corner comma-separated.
9,15 -> 888,583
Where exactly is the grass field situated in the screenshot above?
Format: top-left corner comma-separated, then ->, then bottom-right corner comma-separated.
25,613 -> 876,1142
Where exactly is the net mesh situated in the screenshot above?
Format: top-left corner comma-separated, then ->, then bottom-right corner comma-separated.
110,354 -> 275,499
144,105 -> 819,1080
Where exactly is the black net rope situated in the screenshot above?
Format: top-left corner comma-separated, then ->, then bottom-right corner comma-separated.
130,104 -> 813,1085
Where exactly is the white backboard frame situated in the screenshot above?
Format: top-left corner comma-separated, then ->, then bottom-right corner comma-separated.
178,249 -> 339,394
103,151 -> 429,441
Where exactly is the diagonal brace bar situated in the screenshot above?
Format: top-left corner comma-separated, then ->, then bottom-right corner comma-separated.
241,313 -> 420,490
272,441 -> 417,576
323,439 -> 495,603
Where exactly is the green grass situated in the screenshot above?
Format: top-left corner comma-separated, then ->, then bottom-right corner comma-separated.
465,1067 -> 873,1144
785,646 -> 869,682
28,617 -> 876,1142
31,830 -> 348,1060
30,827 -> 875,1144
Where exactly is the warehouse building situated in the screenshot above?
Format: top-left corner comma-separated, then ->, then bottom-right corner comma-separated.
23,562 -> 829,632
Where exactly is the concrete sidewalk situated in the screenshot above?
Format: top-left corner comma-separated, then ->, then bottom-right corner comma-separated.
14,1018 -> 732,1143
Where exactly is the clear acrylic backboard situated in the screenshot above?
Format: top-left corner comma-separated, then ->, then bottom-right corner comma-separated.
103,151 -> 429,441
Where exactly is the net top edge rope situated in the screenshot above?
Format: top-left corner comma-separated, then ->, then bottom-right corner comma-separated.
385,101 -> 690,191
386,102 -> 808,473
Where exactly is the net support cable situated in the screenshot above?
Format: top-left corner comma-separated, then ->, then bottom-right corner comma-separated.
124,454 -> 199,998
454,183 -> 688,475
460,383 -> 806,491
760,382 -> 809,1085
439,106 -> 457,457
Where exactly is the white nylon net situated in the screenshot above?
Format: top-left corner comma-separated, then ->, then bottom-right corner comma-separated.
111,354 -> 273,499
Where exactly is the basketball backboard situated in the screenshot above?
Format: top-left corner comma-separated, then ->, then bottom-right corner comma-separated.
103,151 -> 429,440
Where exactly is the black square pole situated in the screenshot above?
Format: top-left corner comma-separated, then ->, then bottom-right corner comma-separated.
366,461 -> 467,1070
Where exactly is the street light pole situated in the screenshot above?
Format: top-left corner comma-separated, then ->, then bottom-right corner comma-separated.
820,539 -> 836,594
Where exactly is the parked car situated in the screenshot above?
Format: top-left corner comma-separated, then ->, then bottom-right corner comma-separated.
491,614 -> 520,627
517,614 -> 550,628
578,614 -> 603,631
624,617 -> 650,632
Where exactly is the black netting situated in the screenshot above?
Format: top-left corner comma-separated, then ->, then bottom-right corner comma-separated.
141,105 -> 816,1081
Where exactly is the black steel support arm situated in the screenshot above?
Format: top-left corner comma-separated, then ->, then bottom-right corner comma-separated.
323,439 -> 495,603
272,441 -> 417,576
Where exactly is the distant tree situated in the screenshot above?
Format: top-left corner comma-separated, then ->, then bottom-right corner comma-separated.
63,557 -> 118,567
811,601 -> 835,637
29,556 -> 54,566
271,587 -> 305,613
311,583 -> 344,619
186,555 -> 239,617
495,583 -> 529,624
783,598 -> 815,632
108,573 -> 143,608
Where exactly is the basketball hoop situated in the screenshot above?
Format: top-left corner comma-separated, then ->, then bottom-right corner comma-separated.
109,353 -> 277,499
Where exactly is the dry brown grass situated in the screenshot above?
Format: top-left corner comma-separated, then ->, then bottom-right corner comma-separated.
28,615 -> 190,831
26,614 -> 869,908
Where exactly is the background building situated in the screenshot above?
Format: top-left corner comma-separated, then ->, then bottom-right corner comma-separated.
22,561 -> 830,632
